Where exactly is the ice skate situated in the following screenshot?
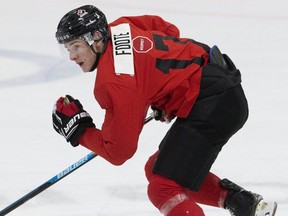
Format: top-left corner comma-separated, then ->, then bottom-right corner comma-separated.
221,178 -> 277,216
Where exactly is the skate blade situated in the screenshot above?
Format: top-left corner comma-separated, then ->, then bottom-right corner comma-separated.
255,200 -> 277,216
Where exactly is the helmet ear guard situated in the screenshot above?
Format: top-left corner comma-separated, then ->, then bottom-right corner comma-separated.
81,32 -> 94,45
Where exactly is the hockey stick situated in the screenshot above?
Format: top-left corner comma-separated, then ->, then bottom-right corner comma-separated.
0,114 -> 154,216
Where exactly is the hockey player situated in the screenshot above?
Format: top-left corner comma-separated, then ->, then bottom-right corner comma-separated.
52,5 -> 277,216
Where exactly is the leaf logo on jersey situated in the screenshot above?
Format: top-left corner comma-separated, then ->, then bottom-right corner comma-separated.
133,36 -> 153,53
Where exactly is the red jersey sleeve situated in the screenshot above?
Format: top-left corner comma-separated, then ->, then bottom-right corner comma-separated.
79,77 -> 148,165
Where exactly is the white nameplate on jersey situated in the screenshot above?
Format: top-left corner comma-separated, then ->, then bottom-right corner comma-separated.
111,23 -> 134,76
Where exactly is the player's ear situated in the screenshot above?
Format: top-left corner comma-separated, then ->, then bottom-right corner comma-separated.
93,31 -> 103,42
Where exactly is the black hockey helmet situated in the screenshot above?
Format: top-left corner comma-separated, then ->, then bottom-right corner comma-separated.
55,5 -> 109,44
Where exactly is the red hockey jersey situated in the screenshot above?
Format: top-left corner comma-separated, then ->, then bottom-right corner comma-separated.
79,15 -> 210,165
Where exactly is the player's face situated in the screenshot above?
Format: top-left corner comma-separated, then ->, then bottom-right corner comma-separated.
64,39 -> 96,72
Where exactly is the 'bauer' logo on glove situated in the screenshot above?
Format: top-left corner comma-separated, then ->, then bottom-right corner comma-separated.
62,111 -> 91,134
52,95 -> 95,147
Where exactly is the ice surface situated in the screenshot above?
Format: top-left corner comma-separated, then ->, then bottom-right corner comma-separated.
0,0 -> 287,215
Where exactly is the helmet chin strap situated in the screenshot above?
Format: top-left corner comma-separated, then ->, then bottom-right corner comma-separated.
88,39 -> 107,72
89,45 -> 101,72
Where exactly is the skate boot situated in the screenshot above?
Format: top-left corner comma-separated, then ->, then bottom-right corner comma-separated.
221,178 -> 277,216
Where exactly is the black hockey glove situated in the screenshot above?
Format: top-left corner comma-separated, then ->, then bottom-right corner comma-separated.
151,106 -> 171,123
52,95 -> 95,147
151,106 -> 162,121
